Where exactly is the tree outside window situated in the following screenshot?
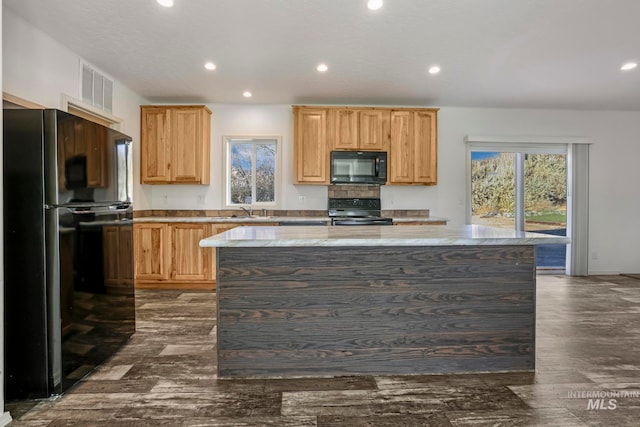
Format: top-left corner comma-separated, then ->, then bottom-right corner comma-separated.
227,138 -> 278,206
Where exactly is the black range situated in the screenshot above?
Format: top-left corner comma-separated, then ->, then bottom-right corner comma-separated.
328,197 -> 393,226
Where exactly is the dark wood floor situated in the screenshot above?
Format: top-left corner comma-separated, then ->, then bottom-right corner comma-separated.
6,275 -> 640,426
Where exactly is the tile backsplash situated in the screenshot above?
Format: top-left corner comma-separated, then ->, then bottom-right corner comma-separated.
327,184 -> 380,199
135,184 -> 431,218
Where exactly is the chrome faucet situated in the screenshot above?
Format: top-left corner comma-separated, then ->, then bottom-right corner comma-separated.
240,207 -> 253,217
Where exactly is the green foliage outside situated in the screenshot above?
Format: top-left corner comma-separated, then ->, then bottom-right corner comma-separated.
472,153 -> 566,224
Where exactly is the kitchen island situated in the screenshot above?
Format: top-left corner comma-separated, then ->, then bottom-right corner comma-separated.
200,225 -> 568,378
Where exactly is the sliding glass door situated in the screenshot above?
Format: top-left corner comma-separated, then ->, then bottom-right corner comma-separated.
470,149 -> 567,271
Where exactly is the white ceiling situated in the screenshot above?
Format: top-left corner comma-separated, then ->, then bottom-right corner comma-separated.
5,0 -> 640,110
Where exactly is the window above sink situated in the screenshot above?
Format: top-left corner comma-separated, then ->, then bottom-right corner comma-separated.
223,136 -> 282,209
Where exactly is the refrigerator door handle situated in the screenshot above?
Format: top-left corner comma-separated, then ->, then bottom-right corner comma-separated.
45,203 -> 132,214
67,207 -> 131,215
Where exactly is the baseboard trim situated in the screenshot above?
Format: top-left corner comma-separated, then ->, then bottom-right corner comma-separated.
0,411 -> 13,427
135,282 -> 215,290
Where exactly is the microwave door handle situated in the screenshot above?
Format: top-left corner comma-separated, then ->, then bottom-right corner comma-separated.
375,158 -> 379,175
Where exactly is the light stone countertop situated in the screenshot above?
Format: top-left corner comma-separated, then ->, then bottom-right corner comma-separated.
199,224 -> 570,248
135,216 -> 329,223
135,216 -> 447,224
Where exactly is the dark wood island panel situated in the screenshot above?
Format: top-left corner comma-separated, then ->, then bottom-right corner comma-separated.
216,244 -> 536,378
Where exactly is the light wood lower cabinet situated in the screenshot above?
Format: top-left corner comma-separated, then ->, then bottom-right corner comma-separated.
134,223 -> 170,282
134,222 -> 273,289
171,223 -> 214,282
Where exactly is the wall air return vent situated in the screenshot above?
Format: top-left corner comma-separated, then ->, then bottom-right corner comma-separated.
81,62 -> 113,113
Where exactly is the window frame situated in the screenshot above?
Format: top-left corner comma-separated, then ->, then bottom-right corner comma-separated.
464,135 -> 590,276
223,135 -> 282,209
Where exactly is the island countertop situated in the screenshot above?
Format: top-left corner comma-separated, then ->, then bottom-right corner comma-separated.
200,224 -> 569,248
135,216 -> 446,224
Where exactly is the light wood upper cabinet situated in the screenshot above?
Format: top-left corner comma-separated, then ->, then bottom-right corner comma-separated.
413,110 -> 438,184
332,109 -> 359,150
358,109 -> 390,151
293,107 -> 329,184
389,111 -> 413,183
140,105 -> 212,184
330,108 -> 390,151
140,107 -> 171,183
293,105 -> 438,186
389,109 -> 438,185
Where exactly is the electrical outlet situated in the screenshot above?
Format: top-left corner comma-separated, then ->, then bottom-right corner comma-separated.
298,195 -> 306,203
197,195 -> 205,205
162,195 -> 168,205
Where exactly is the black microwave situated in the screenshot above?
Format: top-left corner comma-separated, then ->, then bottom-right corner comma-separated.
330,151 -> 387,184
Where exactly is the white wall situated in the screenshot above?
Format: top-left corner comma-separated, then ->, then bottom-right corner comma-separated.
4,7 -> 640,276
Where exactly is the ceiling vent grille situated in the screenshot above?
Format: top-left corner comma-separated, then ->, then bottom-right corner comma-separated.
81,63 -> 113,113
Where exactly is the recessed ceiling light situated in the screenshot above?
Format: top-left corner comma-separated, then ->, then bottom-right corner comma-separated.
317,63 -> 328,72
156,0 -> 174,8
243,91 -> 252,98
367,0 -> 383,11
204,62 -> 216,71
621,62 -> 637,71
428,65 -> 441,74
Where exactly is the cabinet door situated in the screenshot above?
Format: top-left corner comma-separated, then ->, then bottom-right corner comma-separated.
140,107 -> 171,183
294,107 -> 328,183
171,223 -> 213,281
389,111 -> 414,183
171,108 -> 204,183
413,110 -> 438,184
134,223 -> 170,280
358,109 -> 390,151
332,109 -> 359,150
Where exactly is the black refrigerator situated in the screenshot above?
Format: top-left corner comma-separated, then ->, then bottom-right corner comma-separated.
3,109 -> 136,399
